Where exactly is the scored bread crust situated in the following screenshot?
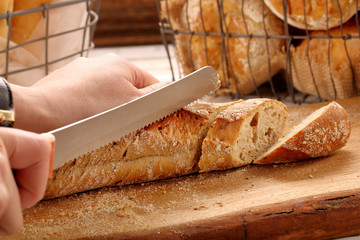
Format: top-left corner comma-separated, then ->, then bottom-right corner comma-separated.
44,101 -> 237,199
161,0 -> 286,95
264,0 -> 359,30
255,101 -> 351,164
199,98 -> 288,172
290,15 -> 360,100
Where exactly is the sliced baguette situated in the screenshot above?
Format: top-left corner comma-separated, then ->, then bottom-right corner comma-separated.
254,101 -> 351,164
44,101 -> 239,199
198,98 -> 288,172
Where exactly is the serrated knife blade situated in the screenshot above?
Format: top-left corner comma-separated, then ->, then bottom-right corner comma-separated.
45,66 -> 220,171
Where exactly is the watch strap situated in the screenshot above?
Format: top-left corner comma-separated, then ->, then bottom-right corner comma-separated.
0,77 -> 14,127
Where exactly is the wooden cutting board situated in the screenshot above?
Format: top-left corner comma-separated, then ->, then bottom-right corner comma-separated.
3,97 -> 360,240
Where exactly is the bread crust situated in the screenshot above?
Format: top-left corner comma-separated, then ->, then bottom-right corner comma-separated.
264,0 -> 359,30
44,101 -> 235,199
11,0 -> 52,44
162,0 -> 286,95
0,0 -> 14,39
199,98 -> 288,172
290,16 -> 360,100
255,101 -> 351,164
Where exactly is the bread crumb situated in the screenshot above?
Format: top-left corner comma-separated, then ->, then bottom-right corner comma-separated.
194,205 -> 206,210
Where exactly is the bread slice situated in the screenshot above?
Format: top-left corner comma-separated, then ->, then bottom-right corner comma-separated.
254,101 -> 351,164
44,101 -> 238,199
198,98 -> 288,172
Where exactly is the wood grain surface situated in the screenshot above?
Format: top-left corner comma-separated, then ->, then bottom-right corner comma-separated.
3,97 -> 360,240
93,0 -> 162,46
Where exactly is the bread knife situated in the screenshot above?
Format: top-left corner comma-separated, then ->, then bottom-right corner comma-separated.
44,66 -> 220,174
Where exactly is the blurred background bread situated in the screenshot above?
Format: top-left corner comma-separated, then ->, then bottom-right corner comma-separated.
290,15 -> 360,100
11,0 -> 52,45
0,0 -> 14,40
162,0 -> 286,96
264,0 -> 359,30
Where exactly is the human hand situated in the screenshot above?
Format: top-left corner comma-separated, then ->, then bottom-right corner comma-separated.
0,128 -> 53,235
11,53 -> 169,133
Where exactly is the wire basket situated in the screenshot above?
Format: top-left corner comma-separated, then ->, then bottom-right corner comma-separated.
157,0 -> 360,104
0,0 -> 100,86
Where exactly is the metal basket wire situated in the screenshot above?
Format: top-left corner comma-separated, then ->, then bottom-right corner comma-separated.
0,0 -> 100,84
157,0 -> 360,104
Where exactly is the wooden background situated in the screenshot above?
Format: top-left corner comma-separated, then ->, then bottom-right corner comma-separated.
93,0 -> 163,46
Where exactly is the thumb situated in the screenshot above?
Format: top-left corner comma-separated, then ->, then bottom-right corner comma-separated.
0,128 -> 53,209
138,81 -> 171,95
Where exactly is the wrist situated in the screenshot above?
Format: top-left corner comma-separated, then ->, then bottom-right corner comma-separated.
11,84 -> 53,133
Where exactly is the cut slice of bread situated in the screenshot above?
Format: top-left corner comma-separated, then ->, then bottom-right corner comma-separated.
198,98 -> 288,172
254,101 -> 351,164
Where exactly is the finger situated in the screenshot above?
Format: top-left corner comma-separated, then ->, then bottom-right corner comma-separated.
0,128 -> 53,209
138,81 -> 170,96
0,139 -> 23,235
131,66 -> 160,88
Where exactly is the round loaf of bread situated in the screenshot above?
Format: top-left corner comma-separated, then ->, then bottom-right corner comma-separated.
264,0 -> 359,30
162,0 -> 286,95
255,101 -> 351,164
290,16 -> 360,100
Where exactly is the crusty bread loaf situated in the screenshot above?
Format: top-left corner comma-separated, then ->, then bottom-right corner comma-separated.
44,101 -> 237,199
198,98 -> 288,172
255,101 -> 351,164
290,16 -> 360,100
264,0 -> 359,30
44,98 -> 353,199
0,0 -> 14,40
11,0 -> 52,45
161,0 -> 286,95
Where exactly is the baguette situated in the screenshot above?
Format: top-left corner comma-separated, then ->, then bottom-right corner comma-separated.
255,101 -> 351,164
199,98 -> 288,172
44,101 -> 238,199
264,0 -> 359,30
11,0 -> 52,45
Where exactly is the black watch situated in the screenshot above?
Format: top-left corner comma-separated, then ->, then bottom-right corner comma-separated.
0,77 -> 14,127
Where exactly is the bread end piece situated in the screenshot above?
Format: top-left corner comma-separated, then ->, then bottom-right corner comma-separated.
199,98 -> 288,172
255,101 -> 351,164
